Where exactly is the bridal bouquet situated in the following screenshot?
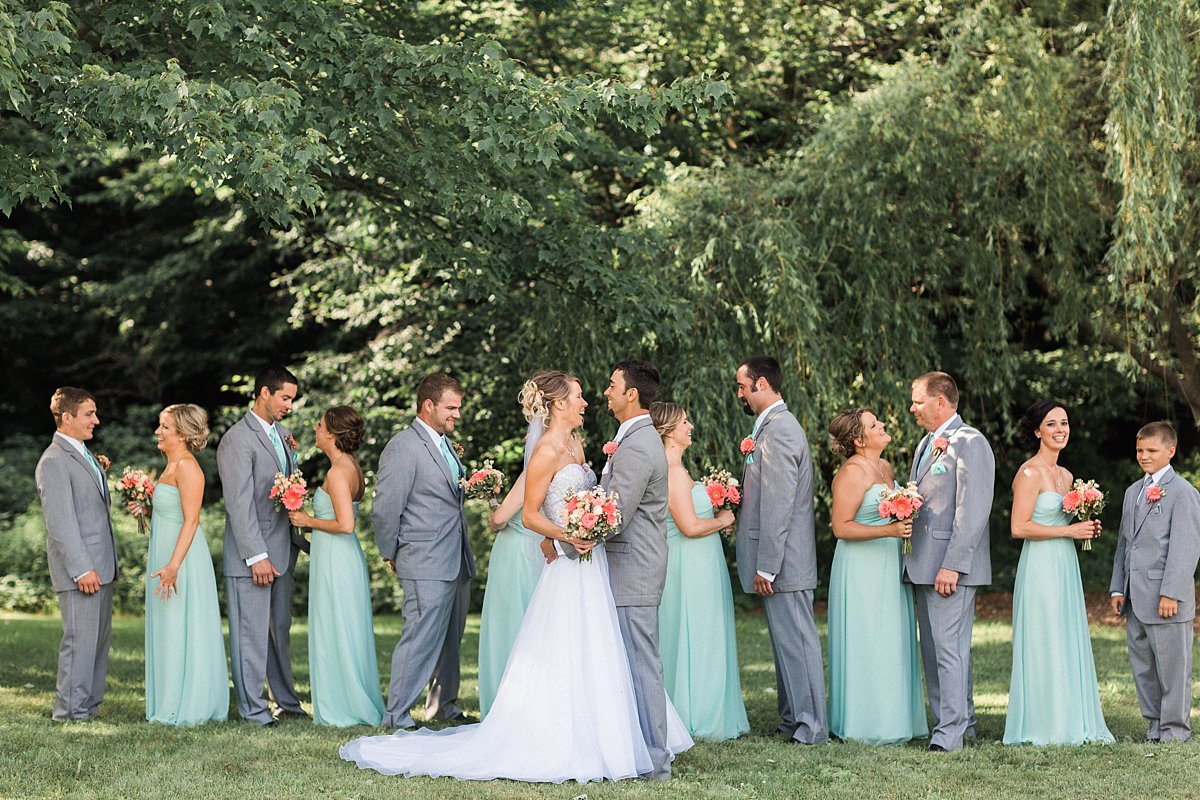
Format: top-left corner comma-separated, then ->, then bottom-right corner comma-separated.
117,467 -> 156,535
269,470 -> 308,512
561,487 -> 621,562
1062,479 -> 1105,552
460,460 -> 505,506
877,482 -> 924,554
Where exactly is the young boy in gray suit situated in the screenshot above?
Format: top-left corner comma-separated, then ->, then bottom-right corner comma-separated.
1110,421 -> 1200,742
36,387 -> 118,721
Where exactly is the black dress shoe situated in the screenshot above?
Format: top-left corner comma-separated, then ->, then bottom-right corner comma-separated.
444,714 -> 478,725
272,709 -> 310,722
928,743 -> 947,752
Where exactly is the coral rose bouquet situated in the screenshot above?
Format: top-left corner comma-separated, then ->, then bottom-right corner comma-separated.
561,486 -> 622,563
117,466 -> 156,534
460,460 -> 506,506
1062,479 -> 1105,552
877,482 -> 924,554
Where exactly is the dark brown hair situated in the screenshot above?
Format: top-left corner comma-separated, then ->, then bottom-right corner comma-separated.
324,406 -> 365,454
50,387 -> 95,427
613,360 -> 660,409
416,373 -> 464,411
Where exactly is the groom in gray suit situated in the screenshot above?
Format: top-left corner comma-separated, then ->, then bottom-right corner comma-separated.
217,365 -> 307,725
1110,422 -> 1200,742
734,356 -> 828,745
374,373 -> 475,730
906,371 -> 993,751
36,387 -> 118,721
600,360 -> 672,779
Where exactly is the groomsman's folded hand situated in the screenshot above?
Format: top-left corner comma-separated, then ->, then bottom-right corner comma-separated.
75,570 -> 101,595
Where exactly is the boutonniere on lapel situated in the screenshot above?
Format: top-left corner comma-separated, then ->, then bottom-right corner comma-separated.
96,454 -> 111,472
1146,485 -> 1165,504
928,437 -> 950,475
452,441 -> 465,459
740,436 -> 756,464
285,434 -> 298,451
603,441 -> 618,459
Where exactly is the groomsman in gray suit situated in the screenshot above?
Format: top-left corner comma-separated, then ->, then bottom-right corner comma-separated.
374,373 -> 475,730
217,365 -> 307,725
600,359 -> 672,779
906,371 -> 993,752
36,387 -> 118,721
1110,422 -> 1200,742
734,356 -> 828,745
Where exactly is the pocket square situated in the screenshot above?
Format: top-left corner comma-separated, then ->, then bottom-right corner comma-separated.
931,463 -> 948,475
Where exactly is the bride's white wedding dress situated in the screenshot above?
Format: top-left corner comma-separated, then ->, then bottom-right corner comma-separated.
340,463 -> 693,783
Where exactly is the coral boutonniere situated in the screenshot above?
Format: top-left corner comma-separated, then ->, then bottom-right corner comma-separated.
603,441 -> 618,458
95,454 -> 111,472
452,441 -> 465,459
740,436 -> 757,463
1146,485 -> 1165,504
285,434 -> 298,451
932,436 -> 950,457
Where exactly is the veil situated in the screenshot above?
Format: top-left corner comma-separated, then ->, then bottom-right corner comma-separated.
523,418 -> 547,470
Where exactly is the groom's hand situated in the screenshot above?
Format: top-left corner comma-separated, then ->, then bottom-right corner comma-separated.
753,575 -> 774,596
539,539 -> 557,564
934,568 -> 959,597
251,559 -> 281,587
75,570 -> 101,595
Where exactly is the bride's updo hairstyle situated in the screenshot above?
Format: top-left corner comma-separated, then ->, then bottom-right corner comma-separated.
1018,399 -> 1069,450
649,402 -> 685,439
827,407 -> 871,459
162,403 -> 210,452
519,370 -> 579,426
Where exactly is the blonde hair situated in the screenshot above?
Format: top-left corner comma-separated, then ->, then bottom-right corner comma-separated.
519,370 -> 578,426
649,402 -> 686,439
162,404 -> 210,452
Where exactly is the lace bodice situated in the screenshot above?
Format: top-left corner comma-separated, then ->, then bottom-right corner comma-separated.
542,463 -> 597,526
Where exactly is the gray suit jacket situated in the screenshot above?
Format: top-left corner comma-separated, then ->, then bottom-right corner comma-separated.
600,417 -> 669,607
1110,468 -> 1200,625
735,403 -> 817,594
372,424 -> 474,582
35,437 -> 118,592
217,412 -> 301,578
904,414 -> 994,586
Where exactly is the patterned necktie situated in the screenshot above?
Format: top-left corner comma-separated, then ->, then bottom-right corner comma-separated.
439,437 -> 460,482
268,426 -> 287,471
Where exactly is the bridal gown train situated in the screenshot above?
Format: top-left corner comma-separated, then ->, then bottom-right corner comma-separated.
340,463 -> 693,783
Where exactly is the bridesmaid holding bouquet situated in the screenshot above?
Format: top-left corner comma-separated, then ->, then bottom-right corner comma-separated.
145,404 -> 228,726
289,406 -> 384,727
1003,400 -> 1112,745
826,408 -> 925,744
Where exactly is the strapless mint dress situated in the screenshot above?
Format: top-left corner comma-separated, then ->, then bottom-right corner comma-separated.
308,487 -> 384,726
658,483 -> 749,740
1003,492 -> 1113,744
145,483 -> 228,725
478,518 -> 545,717
827,482 -> 926,743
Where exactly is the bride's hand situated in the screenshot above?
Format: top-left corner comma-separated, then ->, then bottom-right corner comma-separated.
572,540 -> 596,556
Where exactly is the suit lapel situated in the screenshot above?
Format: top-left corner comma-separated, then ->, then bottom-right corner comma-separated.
754,403 -> 786,439
56,439 -> 106,500
416,426 -> 458,493
915,417 -> 963,485
1133,470 -> 1173,537
245,413 -> 283,471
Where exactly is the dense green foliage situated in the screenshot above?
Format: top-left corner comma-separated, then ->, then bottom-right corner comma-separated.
3,0 -> 1199,603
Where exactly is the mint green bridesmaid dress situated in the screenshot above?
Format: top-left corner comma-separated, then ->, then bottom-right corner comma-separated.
478,518 -> 545,717
658,483 -> 749,740
1003,492 -> 1113,744
145,483 -> 228,725
309,487 -> 384,726
827,483 -> 926,744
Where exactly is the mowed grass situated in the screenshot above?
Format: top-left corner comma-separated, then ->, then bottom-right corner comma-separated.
3,609 -> 1200,799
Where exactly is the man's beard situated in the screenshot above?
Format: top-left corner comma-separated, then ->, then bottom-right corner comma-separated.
741,399 -> 755,416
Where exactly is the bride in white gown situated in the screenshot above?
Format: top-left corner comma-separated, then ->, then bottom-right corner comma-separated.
340,371 -> 692,783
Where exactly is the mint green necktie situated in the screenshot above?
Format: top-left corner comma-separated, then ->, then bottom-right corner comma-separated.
917,435 -> 933,473
268,426 -> 287,471
83,448 -> 104,486
439,437 -> 460,481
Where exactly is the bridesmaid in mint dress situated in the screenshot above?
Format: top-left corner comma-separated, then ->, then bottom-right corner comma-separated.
1003,400 -> 1112,745
650,402 -> 748,740
826,408 -> 926,744
146,404 -> 228,725
288,406 -> 383,727
478,468 -> 548,717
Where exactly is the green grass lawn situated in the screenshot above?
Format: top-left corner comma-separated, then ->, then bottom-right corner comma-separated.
3,610 -> 1200,799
